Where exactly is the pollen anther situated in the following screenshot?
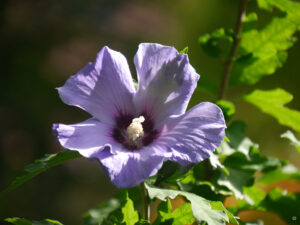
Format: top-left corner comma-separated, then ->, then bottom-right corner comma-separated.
126,116 -> 145,142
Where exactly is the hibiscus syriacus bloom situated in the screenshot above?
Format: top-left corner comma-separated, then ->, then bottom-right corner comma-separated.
53,43 -> 226,188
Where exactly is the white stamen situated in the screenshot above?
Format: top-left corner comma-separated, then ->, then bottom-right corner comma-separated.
126,116 -> 145,142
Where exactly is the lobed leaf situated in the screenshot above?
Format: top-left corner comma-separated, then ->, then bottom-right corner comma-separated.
0,150 -> 82,199
243,88 -> 300,132
257,0 -> 300,17
121,192 -> 139,225
83,189 -> 140,225
153,200 -> 195,225
145,182 -> 238,225
230,10 -> 299,85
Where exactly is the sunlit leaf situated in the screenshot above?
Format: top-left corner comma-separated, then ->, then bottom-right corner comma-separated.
145,182 -> 238,225
154,200 -> 195,225
0,150 -> 81,198
257,0 -> 300,17
121,192 -> 139,225
243,89 -> 300,132
230,9 -> 300,85
281,130 -> 300,153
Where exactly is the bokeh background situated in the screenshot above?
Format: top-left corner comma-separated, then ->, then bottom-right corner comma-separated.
0,0 -> 299,224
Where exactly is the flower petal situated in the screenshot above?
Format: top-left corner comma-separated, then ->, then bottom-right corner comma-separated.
53,118 -> 115,157
94,145 -> 169,188
158,102 -> 226,165
57,46 -> 136,125
134,43 -> 199,124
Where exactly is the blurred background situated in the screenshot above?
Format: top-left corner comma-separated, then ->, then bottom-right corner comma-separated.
0,0 -> 299,224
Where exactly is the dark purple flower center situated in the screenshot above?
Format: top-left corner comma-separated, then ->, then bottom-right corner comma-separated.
112,112 -> 159,150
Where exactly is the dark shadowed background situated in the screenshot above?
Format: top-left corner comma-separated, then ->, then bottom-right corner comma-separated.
0,0 -> 299,224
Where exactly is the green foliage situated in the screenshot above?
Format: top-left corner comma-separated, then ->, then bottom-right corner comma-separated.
0,150 -> 81,198
199,28 -> 234,58
230,0 -> 300,85
82,190 -> 139,225
211,121 -> 283,200
145,182 -> 238,225
281,130 -> 300,153
256,164 -> 300,185
261,188 -> 300,224
5,218 -> 63,225
121,192 -> 139,225
153,200 -> 195,225
229,188 -> 300,225
257,0 -> 300,16
243,88 -> 300,132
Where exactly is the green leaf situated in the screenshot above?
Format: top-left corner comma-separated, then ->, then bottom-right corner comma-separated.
145,182 -> 238,225
121,192 -> 139,225
5,218 -> 63,225
154,161 -> 180,186
215,100 -> 235,122
0,150 -> 81,198
215,150 -> 282,200
83,198 -> 121,225
256,164 -> 300,185
199,28 -> 234,58
222,121 -> 258,157
154,200 -> 195,225
257,0 -> 300,17
243,88 -> 300,132
281,130 -> 300,153
223,151 -> 282,173
83,188 -> 141,225
229,187 -> 300,224
215,121 -> 282,200
260,188 -> 300,224
217,167 -> 253,200
230,9 -> 300,85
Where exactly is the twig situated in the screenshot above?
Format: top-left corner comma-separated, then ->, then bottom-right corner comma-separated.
218,0 -> 248,99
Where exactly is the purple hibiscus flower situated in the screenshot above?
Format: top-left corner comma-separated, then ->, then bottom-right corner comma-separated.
53,43 -> 226,188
